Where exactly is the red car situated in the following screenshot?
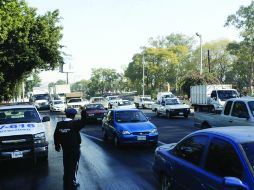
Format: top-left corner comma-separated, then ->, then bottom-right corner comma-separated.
81,103 -> 107,123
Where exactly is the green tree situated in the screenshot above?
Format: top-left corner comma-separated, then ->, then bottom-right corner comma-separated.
88,68 -> 121,96
225,1 -> 254,93
0,0 -> 63,101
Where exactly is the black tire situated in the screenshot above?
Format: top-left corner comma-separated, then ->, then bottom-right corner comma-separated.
166,111 -> 171,119
184,114 -> 188,119
151,141 -> 158,148
156,110 -> 160,117
113,135 -> 121,148
135,103 -> 139,109
201,122 -> 211,129
161,174 -> 173,190
142,104 -> 145,109
102,129 -> 108,141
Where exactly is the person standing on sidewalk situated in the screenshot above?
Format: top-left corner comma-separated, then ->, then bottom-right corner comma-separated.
54,108 -> 85,189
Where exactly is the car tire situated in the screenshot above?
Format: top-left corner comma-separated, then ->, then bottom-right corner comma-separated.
161,174 -> 173,190
166,111 -> 171,119
113,136 -> 121,148
201,122 -> 211,129
102,129 -> 108,141
156,110 -> 160,117
142,104 -> 145,109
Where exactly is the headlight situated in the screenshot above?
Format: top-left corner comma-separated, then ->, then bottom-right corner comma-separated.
34,132 -> 46,144
34,132 -> 45,138
88,114 -> 95,116
122,130 -> 131,135
150,129 -> 158,134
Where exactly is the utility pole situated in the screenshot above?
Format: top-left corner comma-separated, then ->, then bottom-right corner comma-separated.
196,33 -> 203,75
208,50 -> 211,73
142,54 -> 145,97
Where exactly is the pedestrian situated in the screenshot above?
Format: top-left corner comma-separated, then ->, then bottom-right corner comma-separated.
54,108 -> 85,190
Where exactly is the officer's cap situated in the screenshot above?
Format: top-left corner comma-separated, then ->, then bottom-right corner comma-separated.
65,108 -> 77,115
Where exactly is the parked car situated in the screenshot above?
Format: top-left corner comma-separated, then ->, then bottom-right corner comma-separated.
81,103 -> 107,123
0,105 -> 49,164
153,126 -> 254,190
50,100 -> 66,112
102,109 -> 158,148
112,100 -> 136,109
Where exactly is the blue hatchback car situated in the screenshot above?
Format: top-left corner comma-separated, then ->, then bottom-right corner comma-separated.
102,109 -> 158,148
153,126 -> 254,190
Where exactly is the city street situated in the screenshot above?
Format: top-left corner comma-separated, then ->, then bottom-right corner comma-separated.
0,109 -> 198,190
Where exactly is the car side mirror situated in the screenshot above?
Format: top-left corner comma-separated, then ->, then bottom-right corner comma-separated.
42,116 -> 50,122
223,177 -> 249,190
146,116 -> 151,121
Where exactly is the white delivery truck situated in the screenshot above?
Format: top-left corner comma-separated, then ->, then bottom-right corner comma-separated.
31,87 -> 50,110
134,95 -> 154,109
190,84 -> 239,112
54,84 -> 71,102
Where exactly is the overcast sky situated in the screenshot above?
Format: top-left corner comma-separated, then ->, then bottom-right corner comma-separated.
26,0 -> 252,85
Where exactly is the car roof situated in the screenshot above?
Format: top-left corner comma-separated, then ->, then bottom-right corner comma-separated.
112,108 -> 139,111
195,126 -> 254,144
0,104 -> 37,110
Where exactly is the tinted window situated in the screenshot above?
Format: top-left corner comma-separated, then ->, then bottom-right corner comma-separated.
211,91 -> 216,98
173,135 -> 208,166
224,101 -> 233,115
241,142 -> 254,172
68,99 -> 81,103
231,101 -> 248,118
115,110 -> 147,123
205,138 -> 243,179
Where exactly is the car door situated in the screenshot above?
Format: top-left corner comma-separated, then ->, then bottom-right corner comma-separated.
201,137 -> 245,190
171,135 -> 209,190
106,111 -> 115,139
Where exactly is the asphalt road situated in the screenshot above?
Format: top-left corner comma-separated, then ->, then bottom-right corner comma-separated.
0,109 -> 198,190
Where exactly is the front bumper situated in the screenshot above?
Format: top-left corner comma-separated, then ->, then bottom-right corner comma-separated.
118,134 -> 158,145
170,109 -> 190,116
0,145 -> 48,161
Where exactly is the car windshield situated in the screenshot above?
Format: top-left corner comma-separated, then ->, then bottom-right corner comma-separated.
93,98 -> 104,102
115,110 -> 147,123
163,94 -> 175,98
86,104 -> 104,110
118,101 -> 132,106
217,90 -> 239,101
0,108 -> 41,124
142,98 -> 151,101
68,99 -> 81,103
108,96 -> 118,100
54,101 -> 63,105
165,98 -> 180,105
241,142 -> 254,172
34,94 -> 49,100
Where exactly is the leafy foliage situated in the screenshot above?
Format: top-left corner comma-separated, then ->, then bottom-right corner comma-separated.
0,0 -> 63,101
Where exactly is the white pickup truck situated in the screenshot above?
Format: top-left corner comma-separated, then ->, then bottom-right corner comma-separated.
153,98 -> 190,118
194,97 -> 254,129
0,104 -> 49,164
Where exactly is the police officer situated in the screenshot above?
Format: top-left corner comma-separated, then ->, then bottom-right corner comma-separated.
54,108 -> 85,189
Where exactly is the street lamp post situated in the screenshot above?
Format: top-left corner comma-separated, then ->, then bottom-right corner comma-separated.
142,54 -> 145,97
196,33 -> 203,75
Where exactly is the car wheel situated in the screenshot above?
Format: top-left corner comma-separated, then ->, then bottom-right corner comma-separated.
201,122 -> 211,129
166,111 -> 171,119
102,129 -> 108,141
161,174 -> 173,190
142,104 -> 145,109
156,110 -> 160,117
114,135 -> 121,148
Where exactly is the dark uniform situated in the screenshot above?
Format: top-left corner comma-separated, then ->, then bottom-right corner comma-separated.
54,108 -> 85,189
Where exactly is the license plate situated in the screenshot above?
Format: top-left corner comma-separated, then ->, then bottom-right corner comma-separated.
11,151 -> 23,158
137,136 -> 146,141
179,112 -> 183,115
